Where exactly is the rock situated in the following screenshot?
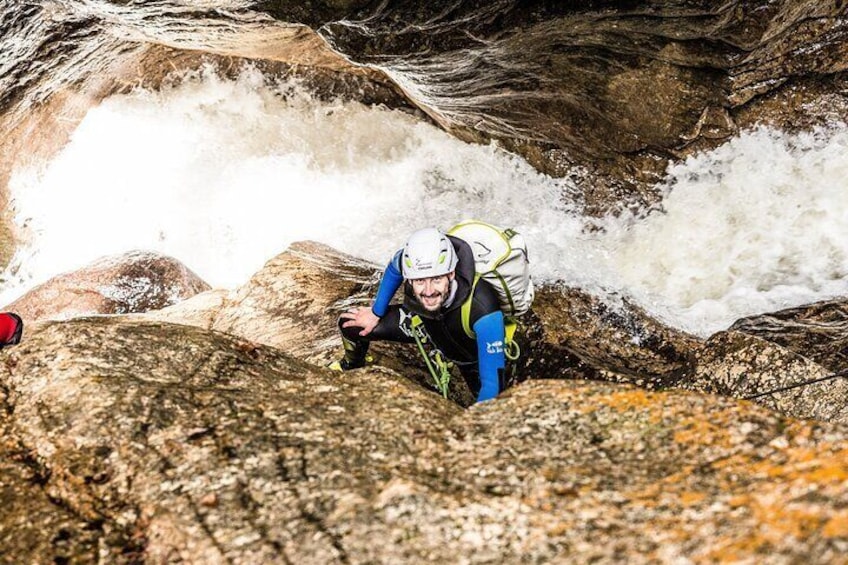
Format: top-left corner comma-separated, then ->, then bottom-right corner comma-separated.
5,2 -> 848,220
0,410 -> 100,561
308,1 -> 848,212
685,330 -> 848,423
0,316 -> 845,562
4,251 -> 210,321
729,298 -> 848,372
144,241 -> 704,397
144,241 -> 386,360
0,317 -> 458,562
530,285 -> 703,388
679,298 -> 848,423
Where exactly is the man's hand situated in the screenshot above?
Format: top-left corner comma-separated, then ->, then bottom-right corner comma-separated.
340,306 -> 380,337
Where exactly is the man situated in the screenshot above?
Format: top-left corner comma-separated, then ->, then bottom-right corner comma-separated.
331,227 -> 507,403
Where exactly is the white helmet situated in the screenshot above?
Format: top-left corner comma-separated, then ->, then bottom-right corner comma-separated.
401,227 -> 458,279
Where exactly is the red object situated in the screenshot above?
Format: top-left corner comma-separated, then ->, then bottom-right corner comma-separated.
0,312 -> 22,346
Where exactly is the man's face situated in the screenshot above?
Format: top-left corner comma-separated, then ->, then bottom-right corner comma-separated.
410,272 -> 454,312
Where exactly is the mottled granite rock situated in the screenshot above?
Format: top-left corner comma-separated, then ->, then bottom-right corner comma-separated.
680,299 -> 848,423
685,330 -> 848,423
0,317 -> 845,563
730,298 -> 848,372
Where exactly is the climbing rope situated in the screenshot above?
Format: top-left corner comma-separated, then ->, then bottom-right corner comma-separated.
409,315 -> 453,398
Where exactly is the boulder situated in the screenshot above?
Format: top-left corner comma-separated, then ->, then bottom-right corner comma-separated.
682,299 -> 848,423
141,241 -> 467,402
142,242 -> 396,361
684,330 -> 848,423
0,316 -> 845,562
4,251 -> 210,321
531,284 -> 702,388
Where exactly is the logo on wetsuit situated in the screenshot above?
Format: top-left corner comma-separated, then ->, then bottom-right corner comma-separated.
398,309 -> 416,338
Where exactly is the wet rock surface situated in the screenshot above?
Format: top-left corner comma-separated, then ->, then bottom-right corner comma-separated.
531,284 -> 702,388
1,317 -> 846,563
4,251 -> 210,321
300,0 -> 848,211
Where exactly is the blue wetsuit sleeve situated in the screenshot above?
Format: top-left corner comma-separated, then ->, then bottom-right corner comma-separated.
473,310 -> 506,402
371,250 -> 404,317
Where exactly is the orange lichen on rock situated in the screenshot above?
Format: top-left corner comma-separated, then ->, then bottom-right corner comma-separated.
678,491 -> 708,507
822,510 -> 848,539
594,388 -> 657,411
672,417 -> 734,449
744,446 -> 848,484
751,501 -> 827,543
702,535 -> 774,564
581,388 -> 669,424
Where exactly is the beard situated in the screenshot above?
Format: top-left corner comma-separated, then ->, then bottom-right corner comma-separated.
416,289 -> 446,312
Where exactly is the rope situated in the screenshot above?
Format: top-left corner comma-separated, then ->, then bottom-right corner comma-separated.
743,368 -> 848,400
409,315 -> 452,398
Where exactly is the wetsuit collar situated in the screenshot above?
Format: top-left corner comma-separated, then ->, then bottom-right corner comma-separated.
441,279 -> 459,309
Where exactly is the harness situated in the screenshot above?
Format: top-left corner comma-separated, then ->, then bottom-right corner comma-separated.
405,282 -> 522,397
408,314 -> 453,398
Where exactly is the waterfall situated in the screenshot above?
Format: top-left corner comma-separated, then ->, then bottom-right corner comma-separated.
3,67 -> 847,336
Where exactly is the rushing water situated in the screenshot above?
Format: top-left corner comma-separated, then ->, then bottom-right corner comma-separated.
2,66 -> 847,337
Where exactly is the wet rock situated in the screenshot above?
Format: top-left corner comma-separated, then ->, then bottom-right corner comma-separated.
4,2 -> 848,220
685,330 -> 848,423
305,1 -> 848,212
729,298 -> 848,372
532,284 -> 703,387
0,317 -> 845,562
4,251 -> 210,321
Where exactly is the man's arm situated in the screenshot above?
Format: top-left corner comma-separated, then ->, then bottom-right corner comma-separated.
472,310 -> 506,402
371,250 -> 403,317
341,251 -> 403,336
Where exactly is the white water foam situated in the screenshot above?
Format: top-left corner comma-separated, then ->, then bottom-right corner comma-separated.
598,126 -> 848,333
3,67 -> 848,336
1,66 -> 582,297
